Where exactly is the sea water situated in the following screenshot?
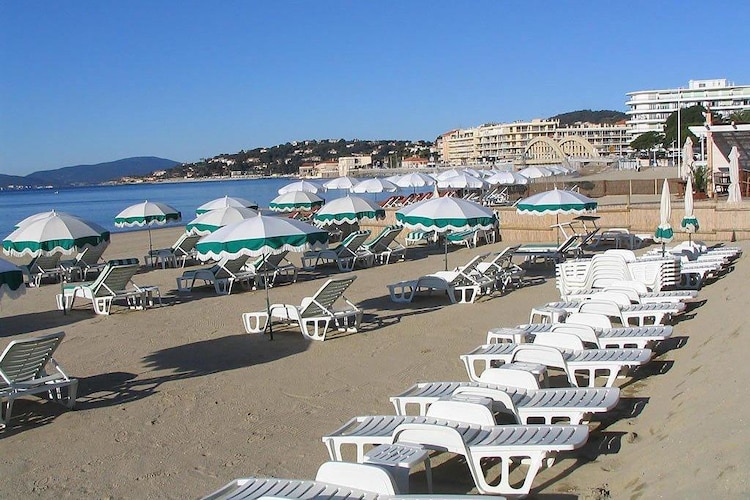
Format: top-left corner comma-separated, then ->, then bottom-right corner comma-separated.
0,178 -> 401,238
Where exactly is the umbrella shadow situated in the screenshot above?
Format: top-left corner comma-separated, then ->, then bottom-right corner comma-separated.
0,309 -> 87,337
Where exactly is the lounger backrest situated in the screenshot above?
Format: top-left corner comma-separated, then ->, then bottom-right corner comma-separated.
566,312 -> 613,329
591,291 -> 631,306
216,257 -> 250,278
558,234 -> 580,252
393,423 -> 467,456
604,249 -> 638,262
450,386 -> 519,420
0,331 -> 64,388
28,253 -> 62,272
533,331 -> 586,351
478,367 -> 541,390
249,251 -> 289,272
425,400 -> 496,426
79,243 -> 108,265
300,277 -> 357,318
94,258 -> 140,296
175,234 -> 201,254
578,301 -> 626,325
336,231 -> 371,256
364,226 -> 400,252
315,462 -> 396,495
511,345 -> 578,387
550,323 -> 599,346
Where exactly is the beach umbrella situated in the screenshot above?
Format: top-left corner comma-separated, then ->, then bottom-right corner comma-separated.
115,200 -> 182,254
485,171 -> 529,186
0,257 -> 26,301
518,166 -> 553,179
195,214 -> 328,340
322,176 -> 360,191
277,180 -> 323,195
312,195 -> 385,227
196,195 -> 258,215
680,175 -> 699,243
269,191 -> 324,213
436,172 -> 489,190
727,146 -> 742,204
680,137 -> 694,181
186,206 -> 259,236
516,188 -> 597,244
350,178 -> 398,194
396,197 -> 497,270
393,172 -> 436,191
654,179 -> 674,255
434,168 -> 469,181
3,211 -> 111,257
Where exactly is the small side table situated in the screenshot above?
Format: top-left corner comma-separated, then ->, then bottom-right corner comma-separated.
529,306 -> 567,324
363,443 -> 432,493
486,327 -> 527,344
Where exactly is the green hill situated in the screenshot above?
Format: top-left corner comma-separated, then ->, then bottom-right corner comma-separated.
550,109 -> 627,126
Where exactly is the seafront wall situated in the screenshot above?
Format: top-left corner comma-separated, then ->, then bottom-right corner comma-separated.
362,201 -> 750,243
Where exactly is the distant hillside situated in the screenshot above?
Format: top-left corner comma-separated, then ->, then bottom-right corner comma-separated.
551,109 -> 627,126
1,157 -> 180,189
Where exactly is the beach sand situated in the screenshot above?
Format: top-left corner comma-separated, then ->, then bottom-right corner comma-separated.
1,214 -> 749,498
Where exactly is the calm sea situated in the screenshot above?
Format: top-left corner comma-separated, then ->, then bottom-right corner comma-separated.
0,178 -> 401,238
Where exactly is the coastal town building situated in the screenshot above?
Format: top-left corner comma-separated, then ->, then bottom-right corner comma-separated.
626,79 -> 750,141
338,155 -> 372,176
401,156 -> 429,168
298,160 -> 339,178
436,119 -> 628,166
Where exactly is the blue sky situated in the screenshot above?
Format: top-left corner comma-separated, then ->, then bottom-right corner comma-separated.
2,1 -> 750,176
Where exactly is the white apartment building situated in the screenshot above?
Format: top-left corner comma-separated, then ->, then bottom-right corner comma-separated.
338,155 -> 372,175
626,79 -> 750,141
437,119 -> 628,165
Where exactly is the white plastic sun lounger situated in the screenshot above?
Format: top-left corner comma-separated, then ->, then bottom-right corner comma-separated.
503,319 -> 673,350
322,404 -> 589,496
460,341 -> 651,388
542,290 -> 685,326
202,461 -> 492,500
390,368 -> 620,425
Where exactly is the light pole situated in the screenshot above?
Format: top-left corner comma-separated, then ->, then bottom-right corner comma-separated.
677,88 -> 681,175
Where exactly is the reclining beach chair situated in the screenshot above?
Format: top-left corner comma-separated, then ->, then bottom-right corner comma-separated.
242,276 -> 362,341
460,339 -> 652,388
202,461 -> 489,500
472,245 -> 525,293
390,367 -> 620,425
322,401 -> 589,496
0,331 -> 77,430
245,251 -> 298,287
56,258 -> 160,315
513,235 -> 582,266
504,318 -> 673,349
404,230 -> 436,247
542,290 -> 685,326
176,256 -> 254,295
358,226 -> 406,264
445,229 -> 480,249
20,253 -> 63,287
387,254 -> 493,304
59,243 -> 109,281
145,233 -> 201,269
301,230 -> 373,272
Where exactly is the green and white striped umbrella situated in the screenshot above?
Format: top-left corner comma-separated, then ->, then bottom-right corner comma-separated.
186,206 -> 259,236
14,210 -> 73,229
114,200 -> 182,228
396,196 -> 497,233
350,178 -> 398,194
196,195 -> 259,215
323,176 -> 360,191
655,179 -> 674,244
313,195 -> 385,226
269,191 -> 324,213
516,188 -> 597,216
278,180 -> 323,195
3,211 -> 110,257
0,258 -> 26,301
680,175 -> 699,235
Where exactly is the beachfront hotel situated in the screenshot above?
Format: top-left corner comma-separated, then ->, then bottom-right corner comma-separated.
436,119 -> 630,167
626,78 -> 750,141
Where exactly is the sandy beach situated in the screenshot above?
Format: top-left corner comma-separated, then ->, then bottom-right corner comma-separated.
1,200 -> 749,499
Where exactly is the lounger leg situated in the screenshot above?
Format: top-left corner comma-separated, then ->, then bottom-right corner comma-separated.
94,297 -> 112,315
301,318 -> 331,341
469,450 -> 545,496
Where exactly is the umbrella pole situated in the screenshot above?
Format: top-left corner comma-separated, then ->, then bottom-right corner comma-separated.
661,242 -> 665,257
147,227 -> 154,254
264,254 -> 273,341
444,234 -> 448,271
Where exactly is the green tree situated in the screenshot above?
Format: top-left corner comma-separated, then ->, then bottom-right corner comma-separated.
630,131 -> 664,154
662,105 -> 707,147
727,110 -> 750,124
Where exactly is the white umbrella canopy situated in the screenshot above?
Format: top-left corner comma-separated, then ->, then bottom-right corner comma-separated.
269,191 -> 325,213
0,257 -> 26,301
350,178 -> 398,194
435,168 -> 468,181
277,180 -> 323,195
322,176 -> 360,191
396,196 -> 497,270
114,200 -> 182,254
186,206 -> 259,236
680,137 -> 694,180
436,172 -> 489,190
196,195 -> 258,215
485,171 -> 529,186
728,146 -> 742,204
3,211 -> 111,257
393,172 -> 436,190
516,188 -> 597,216
654,179 -> 674,246
517,166 -> 553,179
312,195 -> 385,227
14,210 -> 73,229
680,175 -> 699,240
